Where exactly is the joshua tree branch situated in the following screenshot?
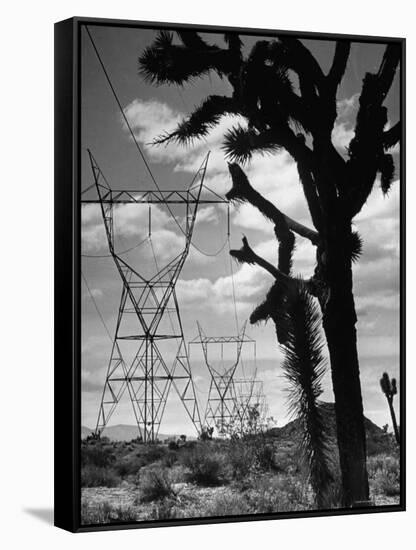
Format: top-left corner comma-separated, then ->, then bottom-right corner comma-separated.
176,31 -> 213,50
327,41 -> 351,91
230,236 -> 297,284
346,43 -> 400,217
376,44 -> 401,102
278,37 -> 325,94
227,163 -> 320,245
294,140 -> 324,232
383,121 -> 401,150
274,223 -> 295,275
276,126 -> 316,169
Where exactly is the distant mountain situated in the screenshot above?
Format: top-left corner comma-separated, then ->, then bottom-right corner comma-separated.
81,424 -> 196,442
81,403 -> 394,454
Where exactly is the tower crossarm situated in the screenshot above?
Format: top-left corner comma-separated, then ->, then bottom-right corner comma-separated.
82,190 -> 226,204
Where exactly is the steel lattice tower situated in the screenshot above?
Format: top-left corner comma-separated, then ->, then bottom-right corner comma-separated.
234,378 -> 267,429
83,150 -> 227,442
189,322 -> 256,435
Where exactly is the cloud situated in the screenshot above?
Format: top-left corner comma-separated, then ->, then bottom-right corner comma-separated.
82,201 -> 185,259
331,94 -> 359,153
123,99 -> 182,161
195,205 -> 218,224
86,287 -> 103,299
177,263 -> 270,317
82,370 -> 105,393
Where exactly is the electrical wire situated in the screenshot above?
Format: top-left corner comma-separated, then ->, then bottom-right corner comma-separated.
85,25 -> 229,260
86,25 -> 189,237
227,239 -> 240,335
81,270 -> 113,343
82,236 -> 149,258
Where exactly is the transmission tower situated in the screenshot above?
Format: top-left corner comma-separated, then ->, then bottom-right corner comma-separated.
234,378 -> 267,431
189,322 -> 257,435
82,150 -> 228,442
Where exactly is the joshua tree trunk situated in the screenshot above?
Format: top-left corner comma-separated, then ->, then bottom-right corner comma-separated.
322,222 -> 369,506
388,397 -> 400,445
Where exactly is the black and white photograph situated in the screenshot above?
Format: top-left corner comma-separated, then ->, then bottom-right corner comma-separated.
76,20 -> 403,527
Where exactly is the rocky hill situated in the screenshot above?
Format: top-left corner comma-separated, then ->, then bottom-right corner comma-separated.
267,402 -> 396,456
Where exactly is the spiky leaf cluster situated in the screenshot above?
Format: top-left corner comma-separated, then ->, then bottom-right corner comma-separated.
139,31 -> 235,86
278,284 -> 334,507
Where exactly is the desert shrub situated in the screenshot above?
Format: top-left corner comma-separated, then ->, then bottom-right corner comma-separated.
168,463 -> 188,483
168,440 -> 179,450
182,440 -> 197,450
81,442 -> 115,468
148,498 -> 180,520
255,441 -> 276,471
139,445 -> 167,466
161,450 -> 178,468
227,440 -> 255,480
81,501 -> 136,524
366,432 -> 396,456
368,455 -> 400,497
203,493 -> 251,517
137,466 -> 175,502
318,471 -> 343,509
81,464 -> 121,488
114,455 -> 145,478
273,449 -> 299,474
246,475 -> 307,513
180,444 -> 227,486
367,455 -> 388,476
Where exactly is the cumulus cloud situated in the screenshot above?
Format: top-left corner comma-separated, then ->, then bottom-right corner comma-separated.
195,205 -> 218,224
177,262 -> 271,318
331,94 -> 359,154
82,201 -> 184,258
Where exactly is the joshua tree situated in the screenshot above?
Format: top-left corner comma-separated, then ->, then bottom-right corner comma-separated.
380,372 -> 400,445
139,31 -> 401,506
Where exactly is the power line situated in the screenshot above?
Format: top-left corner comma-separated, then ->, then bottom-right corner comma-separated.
85,25 -> 188,237
85,25 -> 228,260
81,270 -> 113,343
82,236 -> 149,258
85,26 -> 160,195
190,236 -> 229,257
228,239 -> 240,334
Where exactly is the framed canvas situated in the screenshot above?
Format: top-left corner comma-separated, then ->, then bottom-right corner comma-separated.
54,16 -> 405,532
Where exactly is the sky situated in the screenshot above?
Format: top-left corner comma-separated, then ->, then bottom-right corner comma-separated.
80,24 -> 401,436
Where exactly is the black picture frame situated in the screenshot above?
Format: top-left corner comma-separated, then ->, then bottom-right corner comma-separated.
54,16 -> 406,533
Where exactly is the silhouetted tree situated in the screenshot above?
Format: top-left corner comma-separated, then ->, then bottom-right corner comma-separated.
139,31 -> 401,506
380,372 -> 400,445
